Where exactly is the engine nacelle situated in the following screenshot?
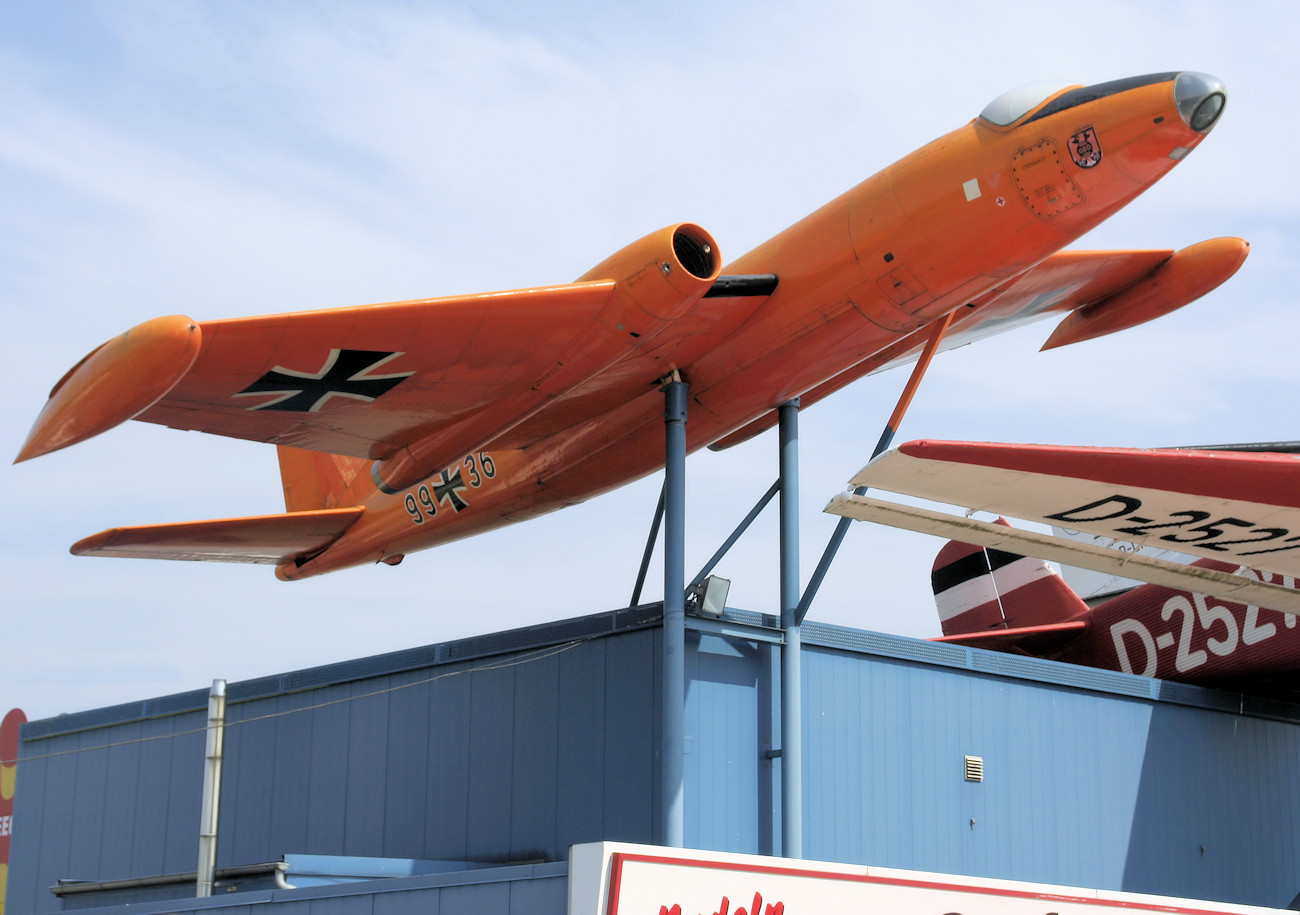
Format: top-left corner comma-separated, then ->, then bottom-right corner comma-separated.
370,224 -> 722,495
576,222 -> 722,326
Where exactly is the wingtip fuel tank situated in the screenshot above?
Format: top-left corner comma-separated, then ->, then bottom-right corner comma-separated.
15,315 -> 202,463
1040,236 -> 1249,351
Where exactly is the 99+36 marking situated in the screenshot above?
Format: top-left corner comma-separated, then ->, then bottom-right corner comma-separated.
403,452 -> 496,525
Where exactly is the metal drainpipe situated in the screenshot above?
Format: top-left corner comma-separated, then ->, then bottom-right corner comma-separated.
778,400 -> 802,858
662,375 -> 688,848
196,679 -> 226,897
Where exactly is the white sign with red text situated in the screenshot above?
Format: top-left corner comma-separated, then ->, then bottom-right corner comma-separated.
568,843 -> 1288,915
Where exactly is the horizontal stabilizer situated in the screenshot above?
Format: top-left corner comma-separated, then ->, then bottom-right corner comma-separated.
71,507 -> 365,564
933,620 -> 1088,652
824,492 -> 1300,616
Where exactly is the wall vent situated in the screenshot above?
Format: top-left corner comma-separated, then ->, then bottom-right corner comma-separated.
963,755 -> 984,782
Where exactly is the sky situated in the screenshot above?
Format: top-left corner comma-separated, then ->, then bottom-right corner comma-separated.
2,0 -> 1298,723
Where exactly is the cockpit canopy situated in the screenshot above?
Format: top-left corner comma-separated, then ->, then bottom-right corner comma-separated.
977,72 -> 1225,132
979,81 -> 1077,126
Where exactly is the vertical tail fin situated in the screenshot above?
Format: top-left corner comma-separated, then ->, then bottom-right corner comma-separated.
276,446 -> 370,512
931,518 -> 1089,635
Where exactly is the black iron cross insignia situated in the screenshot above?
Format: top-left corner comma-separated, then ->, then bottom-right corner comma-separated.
432,468 -> 469,512
235,350 -> 414,412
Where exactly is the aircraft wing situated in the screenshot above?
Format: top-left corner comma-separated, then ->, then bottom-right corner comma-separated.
846,441 -> 1300,578
71,507 -> 365,564
886,236 -> 1247,363
711,238 -> 1246,450
17,282 -> 621,464
825,492 -> 1300,615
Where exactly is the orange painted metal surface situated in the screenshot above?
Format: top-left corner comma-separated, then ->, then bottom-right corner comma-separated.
1041,236 -> 1250,349
70,507 -> 366,564
17,72 -> 1249,580
15,315 -> 201,463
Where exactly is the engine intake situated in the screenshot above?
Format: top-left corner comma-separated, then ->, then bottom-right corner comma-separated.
576,223 -> 721,321
673,227 -> 718,279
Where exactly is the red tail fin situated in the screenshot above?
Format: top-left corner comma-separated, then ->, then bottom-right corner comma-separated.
276,446 -> 370,511
931,518 -> 1089,635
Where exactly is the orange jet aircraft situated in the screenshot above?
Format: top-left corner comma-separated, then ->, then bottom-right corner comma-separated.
17,72 -> 1248,581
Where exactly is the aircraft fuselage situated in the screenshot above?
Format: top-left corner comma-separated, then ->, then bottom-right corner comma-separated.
283,72 -> 1227,579
1060,563 -> 1300,689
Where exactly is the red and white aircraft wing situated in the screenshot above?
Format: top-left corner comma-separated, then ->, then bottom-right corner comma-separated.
824,491 -> 1300,616
847,441 -> 1300,578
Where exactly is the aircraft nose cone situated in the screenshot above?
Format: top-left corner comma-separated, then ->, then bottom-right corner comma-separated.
1174,71 -> 1227,132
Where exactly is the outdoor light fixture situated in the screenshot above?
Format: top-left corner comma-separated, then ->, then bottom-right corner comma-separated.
688,575 -> 731,617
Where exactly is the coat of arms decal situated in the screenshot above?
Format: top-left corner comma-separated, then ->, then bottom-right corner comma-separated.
1069,125 -> 1103,169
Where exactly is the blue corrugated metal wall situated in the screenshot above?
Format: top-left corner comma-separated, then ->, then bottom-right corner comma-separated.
9,611 -> 664,914
795,637 -> 1300,908
683,634 -> 769,854
681,622 -> 1300,909
11,708 -> 208,906
11,608 -> 1300,913
803,649 -> 1154,879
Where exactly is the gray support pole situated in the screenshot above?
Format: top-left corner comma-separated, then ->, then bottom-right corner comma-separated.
797,310 -> 954,624
662,376 -> 689,848
196,678 -> 227,898
690,480 -> 780,589
796,424 -> 896,624
778,399 -> 802,858
630,483 -> 667,607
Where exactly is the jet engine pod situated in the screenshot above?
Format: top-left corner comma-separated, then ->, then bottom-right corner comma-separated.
576,223 -> 722,323
370,225 -> 724,497
16,315 -> 202,462
1041,236 -> 1249,350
